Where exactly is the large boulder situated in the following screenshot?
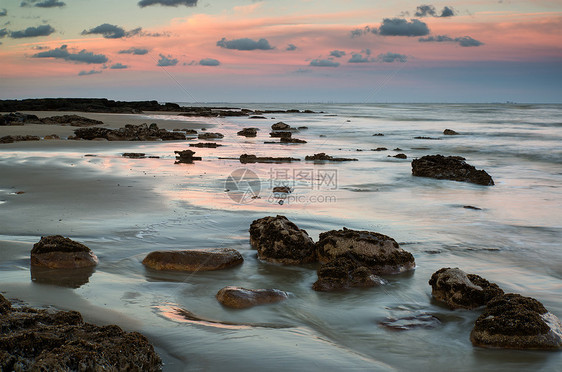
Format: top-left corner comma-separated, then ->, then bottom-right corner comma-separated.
428,267 -> 504,309
0,294 -> 162,371
411,154 -> 494,186
315,228 -> 415,274
216,286 -> 289,309
142,248 -> 243,271
249,215 -> 316,264
312,257 -> 386,292
470,294 -> 562,350
30,235 -> 98,269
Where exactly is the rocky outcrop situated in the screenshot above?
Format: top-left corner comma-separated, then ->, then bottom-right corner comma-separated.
40,115 -> 104,127
470,294 -> 562,350
123,152 -> 146,159
372,147 -> 388,151
269,131 -> 292,138
0,112 -> 41,125
315,228 -> 415,274
312,257 -> 386,292
0,294 -> 161,371
73,123 -> 186,141
271,122 -> 291,130
249,215 -> 316,264
443,129 -> 459,135
305,153 -> 357,161
0,98 -> 180,114
237,128 -> 258,137
30,235 -> 99,269
174,150 -> 202,164
142,248 -> 243,271
411,154 -> 494,186
198,132 -> 224,140
428,268 -> 504,309
0,135 -> 41,144
189,142 -> 222,148
216,286 -> 289,309
239,154 -> 299,164
393,153 -> 407,159
280,137 -> 307,144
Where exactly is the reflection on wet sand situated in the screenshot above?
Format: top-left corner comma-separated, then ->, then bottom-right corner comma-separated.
30,265 -> 96,288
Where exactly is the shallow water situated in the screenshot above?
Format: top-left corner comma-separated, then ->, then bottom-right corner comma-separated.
1,103 -> 561,371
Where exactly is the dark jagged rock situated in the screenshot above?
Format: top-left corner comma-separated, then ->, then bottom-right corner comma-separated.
271,122 -> 291,130
198,132 -> 224,140
216,286 -> 289,309
372,147 -> 388,151
40,115 -> 104,127
393,153 -> 407,159
464,205 -> 482,210
414,136 -> 441,140
73,127 -> 113,140
73,123 -> 186,141
305,153 -> 357,161
0,294 -> 162,371
249,215 -> 316,265
312,257 -> 386,292
372,133 -> 384,136
239,154 -> 299,164
122,152 -> 146,159
189,142 -> 223,148
174,150 -> 202,164
237,128 -> 258,137
178,108 -> 249,117
429,267 -> 504,309
249,115 -> 267,119
0,98 -> 181,114
393,148 -> 403,151
0,112 -> 41,125
30,235 -> 98,269
280,137 -> 307,144
183,129 -> 198,134
443,129 -> 459,135
297,126 -> 308,130
470,293 -> 562,350
142,248 -> 243,271
315,228 -> 415,274
273,186 -> 292,194
269,131 -> 292,138
412,155 -> 494,186
0,135 -> 41,144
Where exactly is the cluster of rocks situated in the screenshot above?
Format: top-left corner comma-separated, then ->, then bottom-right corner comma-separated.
305,153 -> 358,162
174,150 -> 202,164
72,123 -> 187,141
412,155 -> 495,186
0,112 -> 105,127
122,152 -> 160,159
189,142 -> 222,148
0,135 -> 40,144
198,132 -> 224,140
266,122 -> 307,144
429,267 -> 562,350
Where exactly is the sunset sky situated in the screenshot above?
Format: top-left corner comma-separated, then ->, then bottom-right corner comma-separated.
0,0 -> 560,103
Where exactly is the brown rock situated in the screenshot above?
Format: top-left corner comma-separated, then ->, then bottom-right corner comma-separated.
271,122 -> 291,130
198,132 -> 224,140
312,257 -> 386,292
142,248 -> 243,271
273,186 -> 292,193
411,154 -> 494,186
122,152 -> 146,158
189,142 -> 222,148
428,267 -> 504,309
174,149 -> 202,163
216,286 -> 289,309
30,235 -> 98,269
443,129 -> 459,135
237,128 -> 258,137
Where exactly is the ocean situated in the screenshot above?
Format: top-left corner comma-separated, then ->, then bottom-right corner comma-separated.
1,103 -> 561,371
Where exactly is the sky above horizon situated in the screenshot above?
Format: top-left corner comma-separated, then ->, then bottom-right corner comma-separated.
0,0 -> 561,103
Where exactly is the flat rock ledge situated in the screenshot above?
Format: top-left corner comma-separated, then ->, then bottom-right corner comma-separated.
216,286 -> 289,309
30,235 -> 98,269
249,215 -> 316,265
470,293 -> 562,350
315,228 -> 415,274
428,267 -> 504,309
411,154 -> 494,186
142,248 -> 243,271
313,257 -> 386,292
0,294 -> 162,371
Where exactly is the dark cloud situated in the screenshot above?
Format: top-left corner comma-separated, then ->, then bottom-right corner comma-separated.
377,52 -> 407,63
118,47 -> 149,55
110,63 -> 128,69
32,45 -> 108,64
138,0 -> 197,7
199,58 -> 220,66
330,50 -> 346,58
10,24 -> 55,38
21,0 -> 66,8
78,70 -> 102,76
419,35 -> 483,47
286,44 -> 297,51
379,18 -> 429,36
0,9 -> 7,16
309,59 -> 340,67
415,5 -> 455,18
157,54 -> 178,66
0,28 -> 7,38
350,25 -> 376,38
440,6 -> 455,17
82,24 -> 125,39
217,37 -> 274,51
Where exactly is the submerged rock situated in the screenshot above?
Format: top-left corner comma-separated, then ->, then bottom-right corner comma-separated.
30,235 -> 98,269
189,142 -> 222,148
216,286 -> 289,309
428,267 -> 504,309
269,131 -> 292,138
237,128 -> 258,137
470,293 -> 562,350
305,153 -> 358,161
411,154 -> 494,186
315,228 -> 415,274
312,257 -> 386,292
249,215 -> 316,264
239,154 -> 299,164
142,248 -> 243,271
280,137 -> 307,144
198,132 -> 224,140
0,294 -> 162,371
122,152 -> 146,159
175,149 -> 202,163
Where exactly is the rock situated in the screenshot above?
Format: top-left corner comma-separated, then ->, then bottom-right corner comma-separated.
249,215 -> 316,264
428,267 -> 504,309
237,128 -> 258,137
371,147 -> 388,151
470,293 -> 562,350
0,135 -> 41,144
412,155 -> 495,186
249,115 -> 267,119
0,294 -> 162,371
189,142 -> 222,148
372,133 -> 384,136
239,154 -> 299,164
43,134 -> 60,140
463,205 -> 482,210
315,228 -> 415,274
393,148 -> 403,151
297,126 -> 308,130
73,123 -> 186,141
443,129 -> 459,135
40,115 -> 104,127
0,112 -> 41,125
198,132 -> 224,140
30,235 -> 99,269
271,122 -> 291,130
142,248 -> 243,271
414,136 -> 440,140
304,153 -> 357,161
269,131 -> 292,138
73,127 -> 113,140
280,137 -> 307,144
393,153 -> 407,159
312,257 -> 386,292
122,152 -> 146,158
273,186 -> 292,193
183,129 -> 198,134
216,286 -> 289,309
174,150 -> 202,164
